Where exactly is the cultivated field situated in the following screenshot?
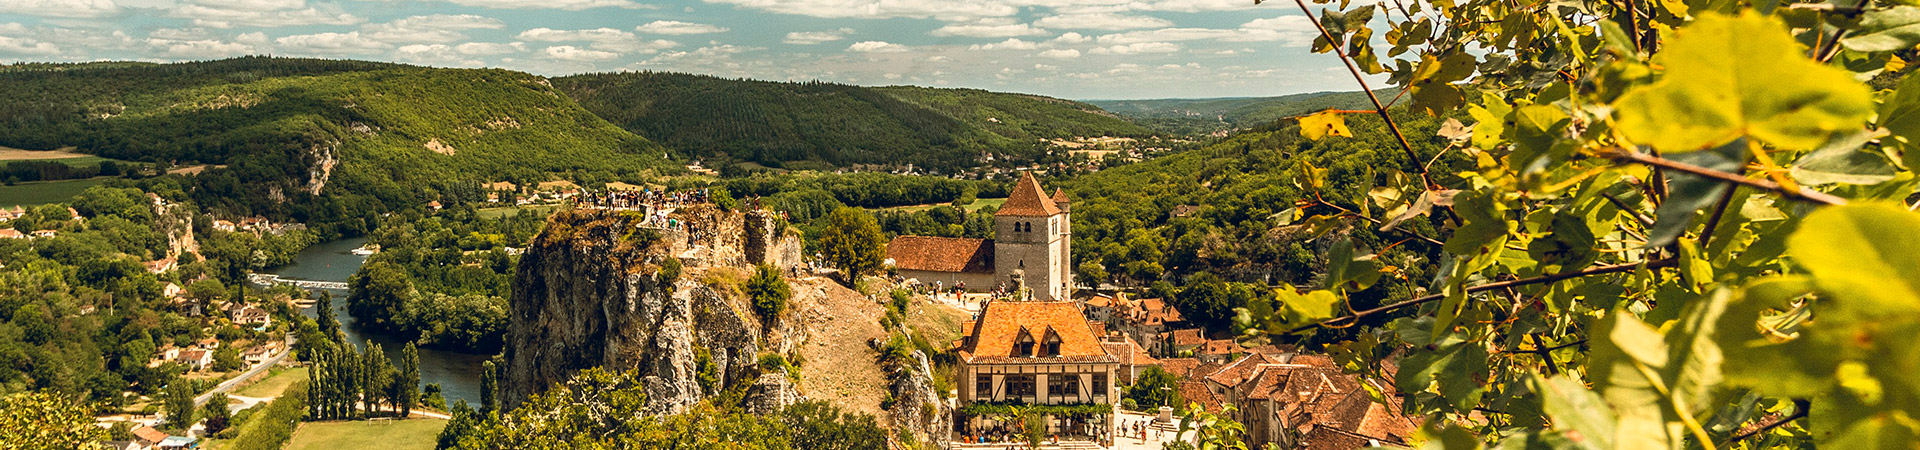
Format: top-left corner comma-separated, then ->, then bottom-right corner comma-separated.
0,146 -> 87,160
0,178 -> 110,207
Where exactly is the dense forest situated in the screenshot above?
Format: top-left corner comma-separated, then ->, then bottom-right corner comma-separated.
552,72 -> 1154,173
1089,89 -> 1396,135
345,208 -> 546,353
0,57 -> 672,237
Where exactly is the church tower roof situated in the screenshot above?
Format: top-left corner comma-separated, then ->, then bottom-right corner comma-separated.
996,171 -> 1060,217
1050,189 -> 1070,205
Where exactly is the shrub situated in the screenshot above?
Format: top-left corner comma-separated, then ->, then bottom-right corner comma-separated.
746,264 -> 791,321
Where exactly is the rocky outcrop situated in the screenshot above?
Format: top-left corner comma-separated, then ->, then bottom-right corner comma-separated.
889,350 -> 953,448
743,373 -> 805,415
745,209 -> 804,271
504,208 -> 800,414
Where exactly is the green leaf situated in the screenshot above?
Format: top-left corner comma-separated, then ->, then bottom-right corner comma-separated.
1878,63 -> 1920,164
1508,105 -> 1572,168
1588,313 -> 1684,450
1278,288 -> 1341,324
1787,202 -> 1920,318
1444,189 -> 1510,256
1842,6 -> 1920,52
1395,334 -> 1490,412
1646,138 -> 1746,248
1613,13 -> 1874,151
1533,375 -> 1617,450
1791,130 -> 1895,186
1409,52 -> 1477,116
1321,238 -> 1380,292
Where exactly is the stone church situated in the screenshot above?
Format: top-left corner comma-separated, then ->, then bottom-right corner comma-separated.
886,171 -> 1073,302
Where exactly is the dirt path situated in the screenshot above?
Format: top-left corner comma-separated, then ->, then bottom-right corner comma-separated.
0,146 -> 85,160
792,276 -> 891,417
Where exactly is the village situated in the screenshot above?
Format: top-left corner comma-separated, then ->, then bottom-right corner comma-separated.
888,173 -> 1418,449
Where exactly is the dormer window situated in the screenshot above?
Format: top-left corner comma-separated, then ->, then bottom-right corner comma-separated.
1013,327 -> 1036,356
1042,327 -> 1063,357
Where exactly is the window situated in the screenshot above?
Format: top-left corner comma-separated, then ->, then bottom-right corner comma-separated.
1042,330 -> 1062,357
977,375 -> 993,397
1048,375 -> 1078,399
1007,374 -> 1036,397
1014,328 -> 1036,356
1091,373 -> 1107,394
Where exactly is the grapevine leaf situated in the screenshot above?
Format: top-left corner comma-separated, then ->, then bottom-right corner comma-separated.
1278,289 -> 1341,324
1659,288 -> 1728,414
1509,105 -> 1572,168
1791,130 -> 1894,186
1841,6 -> 1920,52
1787,202 -> 1920,318
1877,64 -> 1920,165
1588,313 -> 1684,450
1443,189 -> 1510,256
1299,110 -> 1353,141
1409,52 -> 1478,116
1533,375 -> 1617,450
1394,335 -> 1489,412
1614,13 -> 1874,151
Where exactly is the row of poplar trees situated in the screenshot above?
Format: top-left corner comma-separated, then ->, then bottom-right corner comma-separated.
306,341 -> 421,420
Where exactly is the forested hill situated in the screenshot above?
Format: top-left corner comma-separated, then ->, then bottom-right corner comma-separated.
0,56 -> 668,235
551,72 -> 1153,173
1088,89 -> 1396,134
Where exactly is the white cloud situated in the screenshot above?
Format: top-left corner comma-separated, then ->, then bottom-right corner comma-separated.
362,14 -> 505,44
393,44 -> 485,67
0,36 -> 61,56
1049,32 -> 1090,44
701,0 -> 1017,20
274,31 -> 392,54
784,28 -> 854,44
0,0 -> 121,18
931,21 -> 1047,38
638,43 -> 756,65
541,45 -> 619,61
1037,48 -> 1080,59
1088,41 -> 1179,54
1033,13 -> 1170,30
150,39 -> 255,59
1125,0 -> 1264,12
847,40 -> 908,52
1093,20 -> 1315,46
168,1 -> 363,29
635,20 -> 728,35
967,38 -> 1038,51
453,42 -> 525,55
444,0 -> 651,10
517,27 -> 676,53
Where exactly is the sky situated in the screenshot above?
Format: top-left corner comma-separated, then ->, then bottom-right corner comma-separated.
0,0 -> 1377,99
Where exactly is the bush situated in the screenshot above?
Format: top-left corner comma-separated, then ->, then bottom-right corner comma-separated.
746,264 -> 791,321
222,380 -> 307,450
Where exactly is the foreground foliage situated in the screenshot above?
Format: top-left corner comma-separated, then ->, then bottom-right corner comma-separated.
439,368 -> 889,450
1211,0 -> 1920,448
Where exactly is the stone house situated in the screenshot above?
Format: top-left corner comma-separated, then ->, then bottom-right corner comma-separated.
1098,333 -> 1159,385
886,171 -> 1073,301
1181,350 -> 1420,449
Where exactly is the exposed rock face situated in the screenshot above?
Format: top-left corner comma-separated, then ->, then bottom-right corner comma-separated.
745,209 -> 804,271
743,373 -> 805,416
505,208 -> 796,414
890,350 -> 953,448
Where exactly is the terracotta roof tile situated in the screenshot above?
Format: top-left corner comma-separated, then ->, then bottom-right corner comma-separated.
1101,335 -> 1158,366
996,172 -> 1061,217
1201,339 -> 1240,356
1051,188 -> 1071,205
1085,294 -> 1115,308
887,236 -> 993,273
1158,358 -> 1204,378
1088,321 -> 1106,336
1167,329 -> 1205,347
961,301 -> 1115,364
1178,380 -> 1223,414
1203,352 -> 1289,388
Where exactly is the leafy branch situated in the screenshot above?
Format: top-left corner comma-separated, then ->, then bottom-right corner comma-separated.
1288,258 -> 1677,333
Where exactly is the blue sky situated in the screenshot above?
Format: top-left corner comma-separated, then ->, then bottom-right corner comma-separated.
0,0 -> 1374,99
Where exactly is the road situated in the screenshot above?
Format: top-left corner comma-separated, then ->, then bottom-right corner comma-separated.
194,335 -> 296,408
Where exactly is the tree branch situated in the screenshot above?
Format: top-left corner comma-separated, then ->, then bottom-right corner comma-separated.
1601,149 -> 1848,206
1724,399 -> 1811,444
1291,0 -> 1429,189
1289,258 -> 1675,333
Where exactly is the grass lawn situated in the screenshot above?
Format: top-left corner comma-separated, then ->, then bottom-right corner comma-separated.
0,178 -> 111,208
285,419 -> 447,450
476,204 -> 561,219
235,367 -> 307,398
881,197 -> 1006,213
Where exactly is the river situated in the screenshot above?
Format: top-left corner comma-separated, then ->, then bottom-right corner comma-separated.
266,237 -> 489,406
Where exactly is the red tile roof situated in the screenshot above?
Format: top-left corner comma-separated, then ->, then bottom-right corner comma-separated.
1204,352 -> 1289,388
1178,380 -> 1224,414
887,236 -> 993,273
1101,335 -> 1158,367
1050,188 -> 1070,205
132,426 -> 169,444
960,301 -> 1116,364
1167,328 -> 1205,347
1158,357 -> 1204,378
1201,339 -> 1240,356
996,171 -> 1061,217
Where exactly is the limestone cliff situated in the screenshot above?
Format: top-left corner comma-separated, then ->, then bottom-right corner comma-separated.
503,207 -> 807,413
